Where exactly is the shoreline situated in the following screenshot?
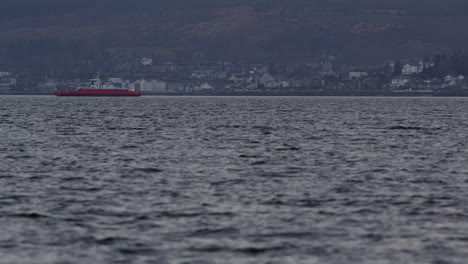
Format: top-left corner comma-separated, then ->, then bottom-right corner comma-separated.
3,91 -> 468,97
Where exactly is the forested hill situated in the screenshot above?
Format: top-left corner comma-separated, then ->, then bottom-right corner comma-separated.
2,0 -> 468,64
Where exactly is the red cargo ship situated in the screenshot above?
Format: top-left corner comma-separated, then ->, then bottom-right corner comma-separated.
55,78 -> 141,97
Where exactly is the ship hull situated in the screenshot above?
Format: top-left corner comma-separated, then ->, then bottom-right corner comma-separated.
55,89 -> 141,97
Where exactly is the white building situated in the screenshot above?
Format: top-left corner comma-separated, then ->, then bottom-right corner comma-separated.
349,71 -> 368,79
0,72 -> 12,78
444,75 -> 456,86
402,63 -> 422,75
195,82 -> 214,91
0,75 -> 16,91
402,61 -> 434,75
253,65 -> 268,74
228,75 -> 248,84
141,58 -> 153,66
258,72 -> 281,88
391,76 -> 411,87
108,77 -> 123,84
280,80 -> 290,88
139,79 -> 166,92
259,73 -> 275,85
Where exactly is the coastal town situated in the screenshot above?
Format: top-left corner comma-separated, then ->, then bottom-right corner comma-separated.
2,53 -> 468,96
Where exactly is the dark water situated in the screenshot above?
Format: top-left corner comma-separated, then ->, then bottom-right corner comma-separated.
1,96 -> 468,264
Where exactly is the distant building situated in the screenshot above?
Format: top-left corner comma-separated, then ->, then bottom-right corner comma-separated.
108,77 -> 123,84
141,58 -> 153,66
37,81 -> 57,92
194,82 -> 213,91
229,74 -> 249,84
108,78 -> 125,88
140,79 -> 167,92
0,72 -> 12,78
166,82 -> 184,93
215,71 -> 227,79
280,80 -> 290,88
402,61 -> 433,75
391,76 -> 411,87
402,63 -> 421,75
349,70 -> 368,79
320,52 -> 335,75
410,79 -> 442,91
257,72 -> 281,88
252,65 -> 269,74
0,74 -> 17,91
259,73 -> 275,85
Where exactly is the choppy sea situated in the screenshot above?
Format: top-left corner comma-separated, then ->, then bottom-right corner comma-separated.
1,96 -> 468,264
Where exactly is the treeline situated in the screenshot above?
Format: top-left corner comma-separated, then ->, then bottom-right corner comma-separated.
3,38 -> 89,60
423,52 -> 468,77
2,0 -> 468,67
0,0 -> 250,20
2,0 -> 468,19
0,37 -> 114,78
392,52 -> 468,78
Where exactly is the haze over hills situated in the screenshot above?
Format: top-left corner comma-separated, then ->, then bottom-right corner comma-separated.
2,0 -> 468,65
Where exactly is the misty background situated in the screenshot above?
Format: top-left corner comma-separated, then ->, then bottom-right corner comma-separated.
1,0 -> 468,69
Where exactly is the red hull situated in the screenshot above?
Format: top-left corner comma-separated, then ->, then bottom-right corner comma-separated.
55,89 -> 141,97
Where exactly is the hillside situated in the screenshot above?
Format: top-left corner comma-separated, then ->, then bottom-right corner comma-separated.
1,0 -> 468,65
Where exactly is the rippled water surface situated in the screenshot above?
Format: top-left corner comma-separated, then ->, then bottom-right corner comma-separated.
1,96 -> 468,264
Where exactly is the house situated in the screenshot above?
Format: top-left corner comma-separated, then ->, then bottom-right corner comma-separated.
410,79 -> 442,91
141,58 -> 153,66
139,80 -> 150,91
0,74 -> 17,91
259,73 -> 275,85
253,65 -> 269,74
444,75 -> 456,87
258,72 -> 280,88
402,62 -> 427,75
280,80 -> 290,88
402,64 -> 419,75
391,76 -> 411,87
265,80 -> 281,89
228,75 -> 249,84
441,75 -> 464,89
462,80 -> 468,90
108,77 -> 123,84
196,82 -> 214,91
37,81 -> 57,92
108,78 -> 125,88
215,71 -> 227,79
166,82 -> 184,93
0,72 -> 12,78
228,72 -> 261,89
139,79 -> 167,92
349,70 -> 368,79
